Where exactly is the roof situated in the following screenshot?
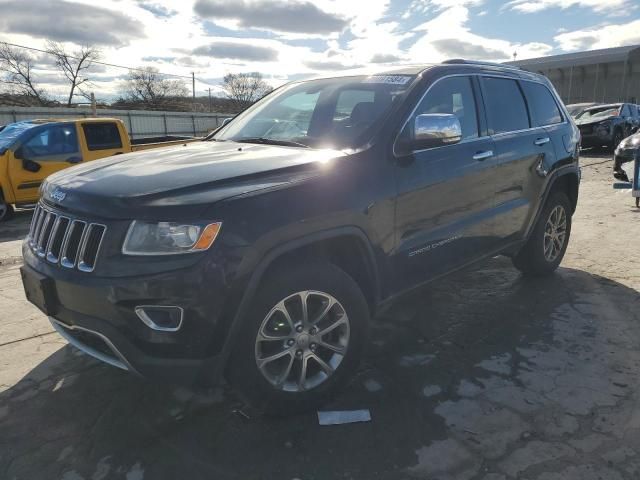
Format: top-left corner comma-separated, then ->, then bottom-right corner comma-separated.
506,44 -> 640,71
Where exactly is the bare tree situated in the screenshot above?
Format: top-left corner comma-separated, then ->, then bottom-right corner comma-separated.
221,72 -> 272,109
119,67 -> 189,109
46,41 -> 101,106
0,42 -> 48,105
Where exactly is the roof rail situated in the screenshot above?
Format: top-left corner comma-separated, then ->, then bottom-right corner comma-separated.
442,59 -> 522,70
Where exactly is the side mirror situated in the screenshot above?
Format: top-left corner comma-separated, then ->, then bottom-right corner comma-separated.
13,147 -> 24,160
412,114 -> 462,150
22,159 -> 41,173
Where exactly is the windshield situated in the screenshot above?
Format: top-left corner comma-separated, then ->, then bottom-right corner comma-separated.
576,105 -> 620,120
213,74 -> 416,149
0,121 -> 39,151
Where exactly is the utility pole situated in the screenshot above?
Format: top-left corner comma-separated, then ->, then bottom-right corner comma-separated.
192,72 -> 196,112
208,88 -> 212,112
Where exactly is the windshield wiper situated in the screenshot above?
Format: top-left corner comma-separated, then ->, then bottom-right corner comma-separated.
235,137 -> 310,148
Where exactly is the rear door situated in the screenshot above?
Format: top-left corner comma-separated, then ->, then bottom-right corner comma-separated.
479,76 -> 557,244
392,75 -> 498,292
8,123 -> 82,204
80,121 -> 126,161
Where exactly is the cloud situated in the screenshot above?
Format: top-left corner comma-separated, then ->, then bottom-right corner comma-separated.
0,0 -> 145,46
303,60 -> 360,70
193,42 -> 279,61
193,0 -> 349,34
431,38 -> 509,60
554,19 -> 640,51
408,5 -> 552,62
505,0 -> 631,13
136,1 -> 177,18
370,53 -> 403,63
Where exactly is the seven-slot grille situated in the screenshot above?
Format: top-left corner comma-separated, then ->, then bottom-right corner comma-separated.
28,203 -> 106,273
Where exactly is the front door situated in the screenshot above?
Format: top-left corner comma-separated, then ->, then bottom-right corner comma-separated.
392,75 -> 498,293
9,123 -> 82,204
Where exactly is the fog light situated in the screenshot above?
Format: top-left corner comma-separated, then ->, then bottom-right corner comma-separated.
135,306 -> 184,332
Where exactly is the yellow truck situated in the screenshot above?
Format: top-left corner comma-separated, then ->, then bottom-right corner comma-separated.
0,118 -> 198,221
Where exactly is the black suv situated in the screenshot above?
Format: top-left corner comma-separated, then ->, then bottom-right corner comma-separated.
575,102 -> 639,150
21,61 -> 580,414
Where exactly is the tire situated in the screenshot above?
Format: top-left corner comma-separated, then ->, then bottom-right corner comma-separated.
227,261 -> 370,415
0,202 -> 14,222
512,191 -> 572,276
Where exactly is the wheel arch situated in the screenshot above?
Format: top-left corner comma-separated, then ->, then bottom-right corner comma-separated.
216,226 -> 380,376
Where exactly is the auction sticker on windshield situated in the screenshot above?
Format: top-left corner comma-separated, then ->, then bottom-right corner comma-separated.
363,75 -> 413,85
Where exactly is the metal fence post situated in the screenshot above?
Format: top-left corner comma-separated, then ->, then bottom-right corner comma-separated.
163,114 -> 168,136
192,115 -> 196,137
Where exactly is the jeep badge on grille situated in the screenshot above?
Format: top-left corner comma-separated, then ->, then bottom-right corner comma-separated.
50,188 -> 66,203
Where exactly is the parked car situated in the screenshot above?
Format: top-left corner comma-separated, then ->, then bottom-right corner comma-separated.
613,130 -> 640,207
575,103 -> 639,150
0,118 -> 198,221
566,102 -> 599,118
21,61 -> 580,414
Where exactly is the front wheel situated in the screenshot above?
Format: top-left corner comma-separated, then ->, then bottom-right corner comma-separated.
512,191 -> 572,276
227,262 -> 370,415
0,202 -> 14,222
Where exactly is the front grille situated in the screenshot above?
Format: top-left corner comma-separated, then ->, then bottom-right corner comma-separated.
28,203 -> 107,273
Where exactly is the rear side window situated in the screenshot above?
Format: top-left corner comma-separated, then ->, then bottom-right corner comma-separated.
521,82 -> 562,126
82,123 -> 123,151
481,77 -> 529,134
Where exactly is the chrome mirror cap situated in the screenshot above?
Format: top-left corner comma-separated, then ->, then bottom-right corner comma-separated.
413,113 -> 462,147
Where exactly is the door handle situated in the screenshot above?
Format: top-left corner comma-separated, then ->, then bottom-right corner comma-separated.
472,150 -> 493,161
534,137 -> 550,146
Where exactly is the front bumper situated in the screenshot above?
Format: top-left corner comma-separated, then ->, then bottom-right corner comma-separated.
21,245 -> 235,385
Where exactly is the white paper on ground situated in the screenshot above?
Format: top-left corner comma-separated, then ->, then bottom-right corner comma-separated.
317,409 -> 371,425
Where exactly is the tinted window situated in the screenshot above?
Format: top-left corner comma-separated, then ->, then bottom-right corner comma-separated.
22,124 -> 79,160
406,76 -> 479,141
482,77 -> 529,134
82,123 -> 123,151
522,81 -> 562,126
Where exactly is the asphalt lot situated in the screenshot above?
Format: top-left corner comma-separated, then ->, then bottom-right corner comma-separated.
1,151 -> 639,480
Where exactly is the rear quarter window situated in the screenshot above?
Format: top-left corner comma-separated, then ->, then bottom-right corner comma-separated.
82,123 -> 123,151
481,77 -> 530,134
521,81 -> 563,127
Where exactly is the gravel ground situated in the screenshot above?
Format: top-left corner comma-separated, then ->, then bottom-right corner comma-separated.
0,152 -> 639,480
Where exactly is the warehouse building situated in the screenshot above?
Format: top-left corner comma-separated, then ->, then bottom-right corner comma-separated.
506,44 -> 640,105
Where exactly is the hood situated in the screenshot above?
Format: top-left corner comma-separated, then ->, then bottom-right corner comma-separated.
42,141 -> 345,219
575,115 -> 616,126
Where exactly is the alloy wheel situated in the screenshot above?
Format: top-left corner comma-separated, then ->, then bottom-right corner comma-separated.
255,290 -> 350,392
543,205 -> 567,262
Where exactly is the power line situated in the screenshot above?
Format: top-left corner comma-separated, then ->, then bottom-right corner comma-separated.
1,40 -> 219,86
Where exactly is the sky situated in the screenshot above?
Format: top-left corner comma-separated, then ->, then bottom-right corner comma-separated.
0,0 -> 639,101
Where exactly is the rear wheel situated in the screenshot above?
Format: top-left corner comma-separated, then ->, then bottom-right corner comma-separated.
512,191 -> 572,276
0,202 -> 14,222
227,262 -> 369,415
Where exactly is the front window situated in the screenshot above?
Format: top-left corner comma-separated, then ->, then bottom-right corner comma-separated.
213,75 -> 416,149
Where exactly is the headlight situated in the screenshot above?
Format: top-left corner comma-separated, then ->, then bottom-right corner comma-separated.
123,221 -> 222,255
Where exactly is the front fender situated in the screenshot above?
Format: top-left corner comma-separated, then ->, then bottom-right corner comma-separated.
211,225 -> 379,380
